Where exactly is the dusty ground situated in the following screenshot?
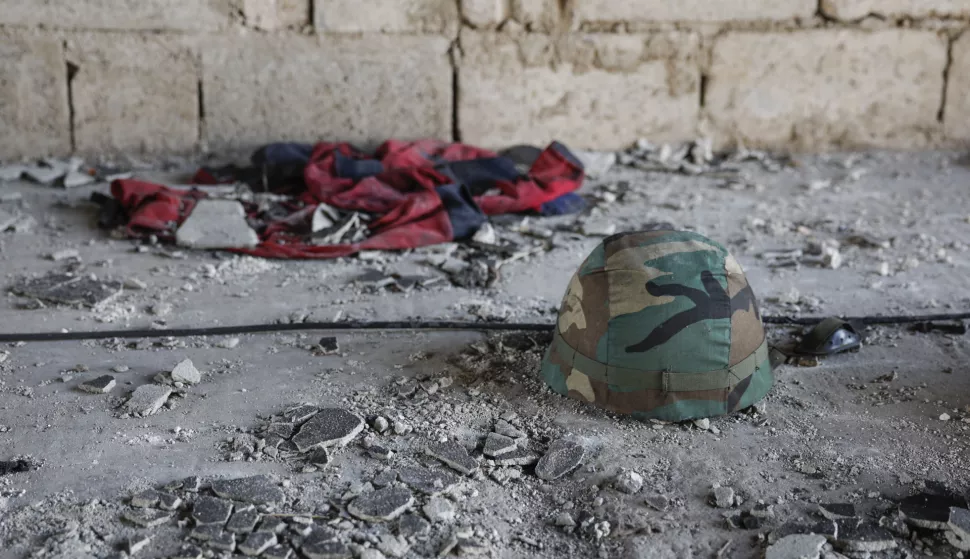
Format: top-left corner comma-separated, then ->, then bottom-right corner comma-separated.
0,149 -> 969,559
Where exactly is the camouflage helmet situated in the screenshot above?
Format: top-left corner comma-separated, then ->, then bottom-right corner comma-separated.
540,230 -> 773,422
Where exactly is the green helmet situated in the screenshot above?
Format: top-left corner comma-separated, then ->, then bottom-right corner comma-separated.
540,230 -> 773,422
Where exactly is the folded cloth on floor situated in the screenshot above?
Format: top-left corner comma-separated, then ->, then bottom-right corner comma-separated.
110,139 -> 586,259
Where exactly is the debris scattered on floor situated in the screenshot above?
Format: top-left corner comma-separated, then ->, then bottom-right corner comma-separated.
9,270 -> 123,308
78,375 -> 116,394
175,199 -> 260,249
535,439 -> 584,481
170,358 -> 202,385
122,384 -> 173,417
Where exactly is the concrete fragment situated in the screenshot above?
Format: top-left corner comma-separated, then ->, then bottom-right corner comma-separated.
49,249 -> 80,262
493,419 -> 526,439
946,529 -> 970,552
170,359 -> 201,385
62,171 -> 94,189
123,385 -> 172,417
397,466 -> 460,495
239,532 -> 277,556
192,496 -> 234,526
157,492 -> 181,511
576,151 -> 616,178
692,418 -> 711,431
303,540 -> 351,559
535,439 -> 584,481
425,441 -> 478,476
176,200 -> 259,250
951,507 -> 970,540
317,337 -> 339,354
398,513 -> 431,537
203,34 -> 451,151
263,545 -> 294,559
226,507 -> 261,533
707,30 -> 947,151
24,167 -> 64,185
493,448 -> 539,467
123,508 -> 173,528
712,486 -> 736,509
765,534 -> 827,559
130,489 -> 162,508
128,535 -> 151,554
376,534 -> 410,558
209,531 -> 236,552
291,408 -> 364,452
0,165 -> 25,182
769,521 -> 838,544
190,524 -> 222,542
211,475 -> 285,506
834,522 -> 896,552
901,492 -> 968,530
79,375 -> 116,394
613,471 -> 644,495
482,433 -> 517,458
257,517 -> 288,534
11,271 -> 122,307
371,416 -> 390,433
460,32 -> 699,150
348,487 -> 414,522
171,545 -> 203,559
422,496 -> 457,523
819,503 -> 857,520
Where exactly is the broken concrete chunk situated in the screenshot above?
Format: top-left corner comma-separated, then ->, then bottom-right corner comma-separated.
834,522 -> 896,552
226,507 -> 261,533
397,466 -> 460,496
291,408 -> 364,452
347,486 -> 414,522
130,489 -> 162,508
712,487 -> 735,509
48,249 -> 80,262
946,529 -> 970,552
765,534 -> 827,559
257,517 -> 288,534
613,471 -> 644,495
24,166 -> 64,185
171,545 -> 203,559
189,524 -> 222,542
127,534 -> 151,554
950,507 -> 970,540
239,532 -> 277,556
170,359 -> 201,385
210,531 -> 237,552
535,439 -> 584,481
79,375 -> 116,394
482,433 -> 517,458
123,507 -> 173,528
211,475 -> 284,506
0,164 -> 25,182
123,385 -> 172,417
376,534 -> 410,558
493,419 -> 525,439
62,170 -> 95,188
493,447 -> 539,467
425,441 -> 478,476
398,513 -> 431,538
302,540 -> 351,559
192,496 -> 234,526
283,404 -> 320,424
576,150 -> 616,178
581,220 -> 617,237
819,503 -> 857,520
11,272 -> 123,308
769,521 -> 838,544
157,492 -> 181,511
263,545 -> 294,559
901,492 -> 968,530
176,199 -> 259,249
317,337 -> 339,355
422,495 -> 456,523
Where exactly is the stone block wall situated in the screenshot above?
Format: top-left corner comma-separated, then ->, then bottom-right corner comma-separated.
0,0 -> 969,158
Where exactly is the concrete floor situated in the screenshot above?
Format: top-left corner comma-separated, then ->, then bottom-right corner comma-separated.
0,150 -> 969,559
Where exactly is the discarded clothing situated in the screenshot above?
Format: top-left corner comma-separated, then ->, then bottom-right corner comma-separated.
110,139 -> 586,259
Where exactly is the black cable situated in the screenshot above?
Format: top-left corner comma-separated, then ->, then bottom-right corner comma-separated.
0,312 -> 967,343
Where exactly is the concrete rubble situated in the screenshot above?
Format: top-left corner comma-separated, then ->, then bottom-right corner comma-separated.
122,384 -> 173,417
175,199 -> 260,249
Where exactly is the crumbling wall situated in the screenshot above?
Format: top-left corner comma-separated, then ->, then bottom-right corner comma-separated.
0,0 -> 969,158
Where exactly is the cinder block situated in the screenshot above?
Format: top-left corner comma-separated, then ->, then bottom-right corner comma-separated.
67,34 -> 200,154
0,33 -> 71,159
240,0 -> 309,30
0,0 -> 230,31
463,0 -> 508,28
705,30 -> 947,151
945,33 -> 970,141
315,0 -> 459,34
821,0 -> 970,20
575,0 -> 814,24
458,32 -> 700,150
203,33 -> 453,151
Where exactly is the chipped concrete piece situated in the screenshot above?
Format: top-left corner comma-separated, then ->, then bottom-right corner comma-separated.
123,508 -> 174,528
712,486 -> 736,509
834,523 -> 897,552
901,493 -> 968,530
176,200 -> 259,250
171,545 -> 204,559
483,433 -> 517,458
226,507 -> 261,533
130,489 -> 162,508
239,532 -> 277,556
819,503 -> 857,520
79,375 -> 116,394
613,471 -> 645,495
49,249 -> 80,261
0,165 -> 25,182
158,492 -> 182,511
765,534 -> 827,559
422,496 -> 457,523
946,530 -> 970,552
398,513 -> 431,538
263,545 -> 294,559
190,524 -> 222,542
291,408 -> 364,452
302,540 -> 351,559
347,487 -> 414,522
397,466 -> 460,495
23,166 -> 64,185
192,496 -> 234,526
425,441 -> 478,476
576,151 -> 616,178
493,448 -> 539,467
62,170 -> 94,188
123,384 -> 172,417
170,358 -> 201,385
128,535 -> 151,554
376,534 -> 410,558
11,271 -> 123,308
211,475 -> 285,505
535,439 -> 584,481
493,419 -> 526,439
950,508 -> 970,540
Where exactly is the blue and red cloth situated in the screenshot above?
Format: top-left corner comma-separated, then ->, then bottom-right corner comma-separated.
110,139 -> 586,259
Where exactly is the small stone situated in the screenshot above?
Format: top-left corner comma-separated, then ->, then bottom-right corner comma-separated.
226,507 -> 261,533
130,489 -> 161,508
210,531 -> 236,551
157,492 -> 181,511
79,375 -> 116,394
372,470 -> 398,488
941,413 -> 952,421
535,439 -> 585,481
307,448 -> 332,467
693,418 -> 711,431
425,441 -> 478,475
0,164 -> 25,182
644,494 -> 670,512
712,487 -> 736,509
347,487 -> 414,522
123,508 -> 173,528
472,223 -> 498,245
211,475 -> 285,506
613,471 -> 644,495
392,420 -> 412,435
482,433 -> 517,458
180,476 -> 202,492
192,496 -> 234,526
263,545 -> 293,559
422,496 -> 456,523
554,512 -> 576,527
171,358 -> 201,385
49,249 -> 80,261
765,534 -> 827,559
396,466 -> 460,495
239,532 -> 277,556
318,337 -> 339,355
291,408 -> 364,452
493,447 -> 539,467
493,420 -> 526,439
217,337 -> 241,349
302,540 -> 350,559
123,384 -> 172,417
190,524 -> 222,542
368,445 -> 394,461
376,535 -> 410,558
397,513 -> 431,538
371,416 -> 390,433
581,220 -> 617,237
951,508 -> 970,540
112,365 -> 130,373
176,199 -> 259,249
834,522 -> 897,552
171,545 -> 203,559
257,517 -> 288,534
128,535 -> 151,554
